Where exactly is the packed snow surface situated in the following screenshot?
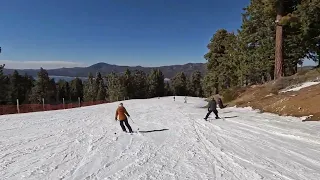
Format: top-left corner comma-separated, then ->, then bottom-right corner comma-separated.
281,81 -> 320,92
1,97 -> 320,180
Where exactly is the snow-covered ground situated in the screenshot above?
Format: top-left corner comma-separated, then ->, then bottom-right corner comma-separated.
281,81 -> 320,92
1,97 -> 320,180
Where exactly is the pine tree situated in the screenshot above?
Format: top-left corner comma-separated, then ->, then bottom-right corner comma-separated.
132,70 -> 148,99
202,72 -> 215,97
106,72 -> 125,101
239,2 -> 276,83
29,68 -> 56,104
171,72 -> 188,96
9,70 -> 34,104
200,0 -> 320,95
274,0 -> 285,79
21,74 -> 34,104
155,69 -> 165,97
189,71 -> 203,97
0,64 -> 11,104
203,29 -> 236,94
83,73 -> 96,101
94,72 -> 106,100
48,78 -> 57,103
96,80 -> 107,101
57,80 -> 66,102
123,69 -> 134,99
70,78 -> 83,101
296,0 -> 320,66
65,81 -> 71,102
57,80 -> 71,103
240,0 -> 311,79
147,69 -> 165,98
10,70 -> 23,104
164,81 -> 173,96
95,72 -> 103,93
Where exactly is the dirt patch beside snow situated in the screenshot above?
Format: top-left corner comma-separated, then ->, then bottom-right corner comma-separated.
228,69 -> 320,121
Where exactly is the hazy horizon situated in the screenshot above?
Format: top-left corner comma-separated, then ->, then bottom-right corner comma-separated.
1,60 -> 317,70
0,60 -> 207,70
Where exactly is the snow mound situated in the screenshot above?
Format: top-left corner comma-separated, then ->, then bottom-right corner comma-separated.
1,96 -> 320,179
281,81 -> 320,93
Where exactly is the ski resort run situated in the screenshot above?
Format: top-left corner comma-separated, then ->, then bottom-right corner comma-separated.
1,97 -> 320,180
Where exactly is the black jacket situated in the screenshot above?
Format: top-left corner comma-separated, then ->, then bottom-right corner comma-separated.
207,99 -> 217,111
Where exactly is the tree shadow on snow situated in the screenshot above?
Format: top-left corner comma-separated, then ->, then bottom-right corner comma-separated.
302,119 -> 319,122
139,129 -> 169,133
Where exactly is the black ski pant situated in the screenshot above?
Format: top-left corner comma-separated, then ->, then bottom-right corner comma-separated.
205,109 -> 219,119
120,119 -> 133,132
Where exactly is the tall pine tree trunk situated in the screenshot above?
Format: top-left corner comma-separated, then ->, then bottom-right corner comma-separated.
275,0 -> 284,79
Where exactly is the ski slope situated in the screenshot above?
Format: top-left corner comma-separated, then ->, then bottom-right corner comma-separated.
1,97 -> 320,180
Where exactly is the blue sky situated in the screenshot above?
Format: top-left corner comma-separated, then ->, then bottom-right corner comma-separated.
0,0 -> 316,69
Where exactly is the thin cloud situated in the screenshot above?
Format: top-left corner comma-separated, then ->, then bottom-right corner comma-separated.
0,60 -> 88,69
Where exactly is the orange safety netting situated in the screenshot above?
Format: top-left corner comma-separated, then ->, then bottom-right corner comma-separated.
0,100 -> 109,115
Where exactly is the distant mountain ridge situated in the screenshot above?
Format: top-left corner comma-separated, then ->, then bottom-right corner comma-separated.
3,62 -> 207,79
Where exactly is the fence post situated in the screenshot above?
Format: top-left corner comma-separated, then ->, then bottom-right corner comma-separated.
16,99 -> 20,113
63,98 -> 65,109
78,97 -> 81,107
42,98 -> 45,110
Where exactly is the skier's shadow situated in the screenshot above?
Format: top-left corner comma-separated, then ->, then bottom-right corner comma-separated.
139,129 -> 169,133
222,111 -> 233,114
223,116 -> 238,119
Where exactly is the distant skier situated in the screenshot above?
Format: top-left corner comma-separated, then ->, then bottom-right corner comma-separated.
115,103 -> 133,133
184,96 -> 187,103
204,97 -> 220,120
217,97 -> 228,109
173,96 -> 175,101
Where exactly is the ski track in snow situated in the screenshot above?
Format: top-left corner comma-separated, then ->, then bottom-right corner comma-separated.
1,97 -> 320,180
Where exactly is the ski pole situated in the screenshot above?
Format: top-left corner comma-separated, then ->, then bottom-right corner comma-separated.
129,116 -> 135,123
129,116 -> 140,133
129,117 -> 140,132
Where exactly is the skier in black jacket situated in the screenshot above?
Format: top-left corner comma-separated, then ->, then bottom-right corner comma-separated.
204,97 -> 220,120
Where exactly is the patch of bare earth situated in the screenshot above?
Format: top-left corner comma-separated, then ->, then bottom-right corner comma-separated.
229,69 -> 320,121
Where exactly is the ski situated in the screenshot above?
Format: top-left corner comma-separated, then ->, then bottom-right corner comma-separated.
205,117 -> 225,121
114,128 -> 141,136
123,128 -> 141,135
